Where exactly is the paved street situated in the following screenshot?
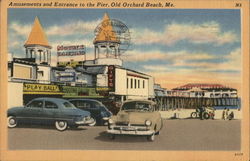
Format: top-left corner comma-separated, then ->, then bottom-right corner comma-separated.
8,119 -> 240,150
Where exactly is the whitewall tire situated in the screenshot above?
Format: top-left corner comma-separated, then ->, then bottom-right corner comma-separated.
88,118 -> 96,126
147,132 -> 155,141
7,116 -> 17,128
55,121 -> 68,131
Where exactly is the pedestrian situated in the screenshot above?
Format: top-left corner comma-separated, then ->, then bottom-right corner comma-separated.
225,108 -> 229,120
222,108 -> 226,120
199,106 -> 204,120
229,111 -> 234,120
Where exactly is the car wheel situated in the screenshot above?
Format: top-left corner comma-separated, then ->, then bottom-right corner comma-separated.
203,112 -> 210,119
88,118 -> 96,126
147,132 -> 155,141
7,116 -> 17,128
55,121 -> 68,131
191,112 -> 197,118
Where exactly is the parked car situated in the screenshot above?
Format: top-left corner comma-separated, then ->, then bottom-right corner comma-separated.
69,99 -> 112,126
107,100 -> 163,141
7,97 -> 94,131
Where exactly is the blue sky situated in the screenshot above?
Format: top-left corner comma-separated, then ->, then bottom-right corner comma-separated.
8,9 -> 241,90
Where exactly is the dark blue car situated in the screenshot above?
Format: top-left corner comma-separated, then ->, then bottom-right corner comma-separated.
69,99 -> 112,126
7,97 -> 94,131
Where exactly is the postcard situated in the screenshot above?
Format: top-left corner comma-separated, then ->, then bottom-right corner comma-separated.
0,0 -> 249,160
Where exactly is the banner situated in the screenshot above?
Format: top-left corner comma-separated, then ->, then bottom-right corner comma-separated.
23,83 -> 60,92
57,45 -> 85,57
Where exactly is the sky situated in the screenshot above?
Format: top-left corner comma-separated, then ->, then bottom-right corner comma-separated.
8,9 -> 241,91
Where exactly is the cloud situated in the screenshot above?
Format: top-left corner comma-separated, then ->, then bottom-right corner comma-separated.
132,21 -> 238,46
9,19 -> 101,37
8,19 -> 98,60
122,49 -> 216,63
138,48 -> 241,91
9,22 -> 32,36
174,48 -> 241,72
150,71 -> 241,91
46,19 -> 101,36
121,50 -> 166,62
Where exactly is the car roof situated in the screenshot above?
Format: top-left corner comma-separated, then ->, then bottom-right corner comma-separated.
68,99 -> 101,103
122,99 -> 156,105
32,97 -> 69,103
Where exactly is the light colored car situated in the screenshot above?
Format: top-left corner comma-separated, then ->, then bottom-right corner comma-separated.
107,100 -> 163,141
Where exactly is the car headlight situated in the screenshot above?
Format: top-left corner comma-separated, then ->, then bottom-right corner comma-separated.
145,120 -> 152,126
108,118 -> 114,124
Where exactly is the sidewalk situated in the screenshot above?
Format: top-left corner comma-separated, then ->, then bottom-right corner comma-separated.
159,109 -> 242,120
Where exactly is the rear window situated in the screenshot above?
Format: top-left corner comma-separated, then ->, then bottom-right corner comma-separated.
63,102 -> 75,108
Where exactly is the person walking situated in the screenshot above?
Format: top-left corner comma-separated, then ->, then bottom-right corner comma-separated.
199,106 -> 205,120
222,108 -> 226,120
225,108 -> 229,120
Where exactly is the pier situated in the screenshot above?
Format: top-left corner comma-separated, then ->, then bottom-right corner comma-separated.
155,96 -> 240,110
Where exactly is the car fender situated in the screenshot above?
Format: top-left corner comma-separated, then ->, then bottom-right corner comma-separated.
7,106 -> 24,116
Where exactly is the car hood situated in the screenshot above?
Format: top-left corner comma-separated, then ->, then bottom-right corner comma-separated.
116,110 -> 154,124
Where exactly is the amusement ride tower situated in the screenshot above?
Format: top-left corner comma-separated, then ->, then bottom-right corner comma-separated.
24,17 -> 52,65
93,13 -> 130,66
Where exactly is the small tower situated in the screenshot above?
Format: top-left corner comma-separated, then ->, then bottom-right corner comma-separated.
24,17 -> 52,65
93,13 -> 122,66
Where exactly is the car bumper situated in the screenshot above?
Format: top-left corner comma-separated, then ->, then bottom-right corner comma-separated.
102,117 -> 111,125
107,126 -> 154,135
75,118 -> 95,125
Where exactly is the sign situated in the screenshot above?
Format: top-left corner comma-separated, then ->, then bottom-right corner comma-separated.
56,71 -> 76,82
108,65 -> 115,91
62,86 -> 103,98
57,45 -> 85,57
57,61 -> 84,67
23,83 -> 63,95
96,87 -> 109,91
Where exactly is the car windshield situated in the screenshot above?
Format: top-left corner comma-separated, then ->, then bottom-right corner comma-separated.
121,102 -> 153,112
63,102 -> 76,109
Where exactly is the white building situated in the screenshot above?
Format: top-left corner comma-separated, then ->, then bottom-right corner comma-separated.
172,83 -> 238,98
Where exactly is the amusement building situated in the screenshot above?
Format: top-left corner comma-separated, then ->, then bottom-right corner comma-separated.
8,13 -> 240,111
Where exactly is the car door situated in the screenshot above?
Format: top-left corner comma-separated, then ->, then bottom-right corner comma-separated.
76,101 -> 97,118
21,100 -> 44,124
88,101 -> 101,118
43,101 -> 60,124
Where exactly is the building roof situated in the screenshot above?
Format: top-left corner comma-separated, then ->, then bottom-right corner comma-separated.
173,83 -> 234,90
24,17 -> 52,49
76,66 -> 107,75
12,58 -> 37,66
93,13 -> 120,44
